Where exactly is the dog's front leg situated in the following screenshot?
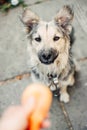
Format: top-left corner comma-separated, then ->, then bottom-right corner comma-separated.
59,72 -> 75,103
60,86 -> 70,103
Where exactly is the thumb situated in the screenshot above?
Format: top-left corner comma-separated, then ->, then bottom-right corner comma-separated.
23,97 -> 35,116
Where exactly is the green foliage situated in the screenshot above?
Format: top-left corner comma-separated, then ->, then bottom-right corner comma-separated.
0,0 -> 27,12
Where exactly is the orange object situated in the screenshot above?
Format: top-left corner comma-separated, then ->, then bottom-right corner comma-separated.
21,83 -> 52,130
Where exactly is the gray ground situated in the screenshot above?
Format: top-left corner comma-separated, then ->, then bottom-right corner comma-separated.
0,0 -> 87,130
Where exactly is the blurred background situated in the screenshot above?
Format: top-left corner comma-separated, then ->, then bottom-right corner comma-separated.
0,0 -> 87,130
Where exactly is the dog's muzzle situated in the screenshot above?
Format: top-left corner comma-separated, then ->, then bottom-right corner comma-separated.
38,49 -> 58,65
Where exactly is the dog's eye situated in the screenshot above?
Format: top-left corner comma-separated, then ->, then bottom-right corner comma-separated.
53,36 -> 60,41
35,37 -> 41,42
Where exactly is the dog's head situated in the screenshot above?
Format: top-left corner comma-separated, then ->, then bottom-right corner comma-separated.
22,5 -> 74,65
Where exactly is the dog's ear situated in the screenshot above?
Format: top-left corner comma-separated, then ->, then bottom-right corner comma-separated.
54,5 -> 74,34
21,9 -> 39,33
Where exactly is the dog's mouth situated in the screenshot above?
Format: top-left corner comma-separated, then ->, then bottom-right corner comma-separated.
38,49 -> 58,65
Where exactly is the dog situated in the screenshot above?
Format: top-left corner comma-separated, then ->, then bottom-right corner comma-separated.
21,5 -> 76,103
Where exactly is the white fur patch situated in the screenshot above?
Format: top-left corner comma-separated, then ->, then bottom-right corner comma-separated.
60,93 -> 70,103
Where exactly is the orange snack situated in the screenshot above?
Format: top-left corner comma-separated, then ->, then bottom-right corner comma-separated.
21,83 -> 52,130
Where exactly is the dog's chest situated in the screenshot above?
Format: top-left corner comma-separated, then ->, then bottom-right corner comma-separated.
32,60 -> 73,85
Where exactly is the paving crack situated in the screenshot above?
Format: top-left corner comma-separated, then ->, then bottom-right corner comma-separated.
77,57 -> 87,62
58,101 -> 74,130
27,0 -> 51,6
0,72 -> 30,86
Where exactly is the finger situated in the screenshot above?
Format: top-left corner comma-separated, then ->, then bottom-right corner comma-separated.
41,114 -> 51,128
41,119 -> 51,128
0,107 -> 28,130
22,97 -> 35,116
1,106 -> 22,119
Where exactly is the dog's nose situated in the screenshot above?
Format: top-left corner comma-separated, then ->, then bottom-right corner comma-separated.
42,52 -> 52,61
38,49 -> 58,64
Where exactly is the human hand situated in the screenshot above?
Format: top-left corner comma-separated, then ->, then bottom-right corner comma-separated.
0,97 -> 50,130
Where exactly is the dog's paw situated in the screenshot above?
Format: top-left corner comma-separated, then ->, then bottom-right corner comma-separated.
60,93 -> 70,103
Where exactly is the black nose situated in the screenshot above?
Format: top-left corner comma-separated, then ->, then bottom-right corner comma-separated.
38,49 -> 58,64
42,52 -> 52,61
